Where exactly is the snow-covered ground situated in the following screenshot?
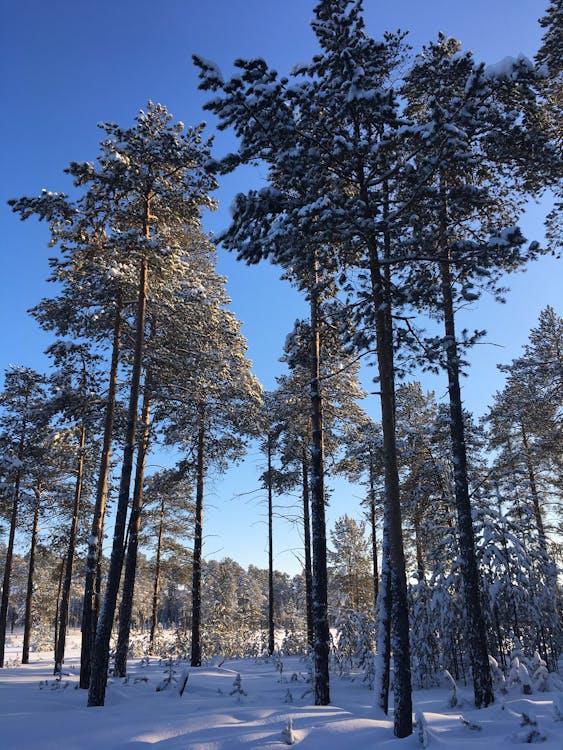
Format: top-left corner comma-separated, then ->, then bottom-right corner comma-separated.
1,633 -> 561,749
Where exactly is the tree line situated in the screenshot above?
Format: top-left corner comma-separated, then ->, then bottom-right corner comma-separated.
0,0 -> 561,738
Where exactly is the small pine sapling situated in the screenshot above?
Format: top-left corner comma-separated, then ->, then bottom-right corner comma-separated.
507,656 -> 533,694
281,718 -> 296,745
230,673 -> 247,700
443,669 -> 458,707
460,716 -> 482,731
511,711 -> 547,744
415,711 -> 429,748
156,657 -> 177,692
488,655 -> 506,691
531,652 -> 549,692
273,649 -> 285,682
178,669 -> 190,697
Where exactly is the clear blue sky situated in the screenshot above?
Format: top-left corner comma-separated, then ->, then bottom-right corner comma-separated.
0,0 -> 559,574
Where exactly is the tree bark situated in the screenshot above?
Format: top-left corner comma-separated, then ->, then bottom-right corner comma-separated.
301,446 -> 314,649
439,255 -> 494,709
55,423 -> 86,674
368,457 -> 379,607
80,291 -> 123,688
149,496 -> 165,652
367,238 -> 412,737
88,257 -> 148,707
22,495 -> 40,664
190,405 -> 206,667
114,381 -> 152,677
309,257 -> 330,706
519,422 -> 548,550
267,435 -> 275,656
0,427 -> 26,668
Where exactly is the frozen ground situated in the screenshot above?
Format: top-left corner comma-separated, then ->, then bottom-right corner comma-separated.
1,633 -> 561,749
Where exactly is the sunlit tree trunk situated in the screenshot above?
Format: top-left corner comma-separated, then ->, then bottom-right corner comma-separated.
55,423 -> 87,675
190,404 -> 206,668
22,494 -> 40,664
115,379 -> 152,677
80,292 -> 123,688
88,253 -> 148,707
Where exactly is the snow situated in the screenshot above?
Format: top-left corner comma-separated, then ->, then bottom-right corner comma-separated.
484,54 -> 535,80
1,632 -> 561,749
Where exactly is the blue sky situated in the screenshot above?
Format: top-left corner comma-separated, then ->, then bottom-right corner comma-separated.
0,0 -> 558,574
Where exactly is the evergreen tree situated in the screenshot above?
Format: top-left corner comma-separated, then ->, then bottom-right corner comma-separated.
0,367 -> 48,667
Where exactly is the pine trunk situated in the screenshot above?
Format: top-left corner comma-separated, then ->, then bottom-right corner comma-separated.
267,436 -> 275,656
439,256 -> 494,709
55,423 -> 86,674
88,258 -> 148,707
374,492 -> 391,715
368,239 -> 412,737
519,422 -> 548,549
309,260 -> 330,706
0,427 -> 25,668
80,292 -> 123,688
114,381 -> 152,677
149,498 -> 165,652
190,406 -> 206,667
301,447 -> 314,649
22,496 -> 40,664
368,458 -> 379,607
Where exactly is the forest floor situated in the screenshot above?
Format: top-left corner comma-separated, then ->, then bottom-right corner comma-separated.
0,631 -> 561,749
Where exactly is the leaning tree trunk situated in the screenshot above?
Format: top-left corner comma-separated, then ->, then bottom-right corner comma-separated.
149,496 -> 165,652
309,257 -> 330,706
190,405 -> 206,668
22,494 -> 41,664
80,291 -> 123,688
301,446 -> 314,649
114,381 -> 152,677
88,257 -> 148,708
267,435 -> 275,656
367,234 -> 412,737
55,423 -> 86,675
439,254 -> 494,709
0,427 -> 25,668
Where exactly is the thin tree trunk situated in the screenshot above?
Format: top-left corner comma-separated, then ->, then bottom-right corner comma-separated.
149,497 -> 165,652
88,257 -> 148,707
80,291 -> 123,688
374,492 -> 391,715
267,435 -> 275,656
519,422 -> 548,549
301,446 -> 314,649
190,405 -> 206,667
114,381 -> 152,677
55,423 -> 87,674
0,426 -> 25,668
368,457 -> 379,607
439,255 -> 494,708
22,495 -> 40,664
53,558 -> 65,658
367,237 -> 412,737
309,256 -> 330,706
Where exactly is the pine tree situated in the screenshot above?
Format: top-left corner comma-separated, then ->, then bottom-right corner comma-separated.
193,4 -> 414,727
0,367 -> 48,667
536,0 -> 563,251
154,264 -> 262,668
